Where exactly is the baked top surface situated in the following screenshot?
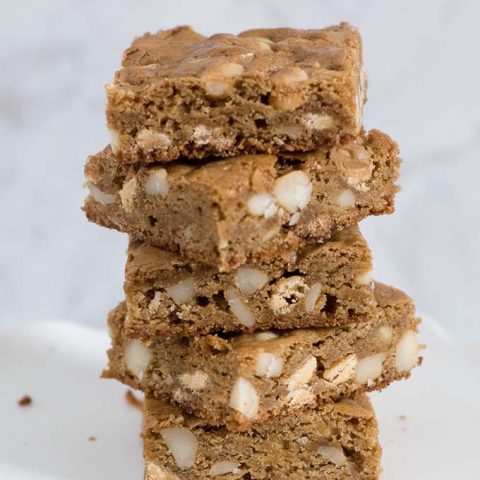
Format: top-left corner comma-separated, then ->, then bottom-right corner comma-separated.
115,23 -> 362,87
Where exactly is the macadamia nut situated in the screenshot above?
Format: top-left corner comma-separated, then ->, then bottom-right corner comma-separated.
166,278 -> 196,305
273,171 -> 312,213
336,189 -> 356,208
124,339 -> 152,380
395,330 -> 420,372
225,289 -> 256,327
160,427 -> 198,470
85,182 -> 117,206
229,377 -> 259,419
247,193 -> 278,218
145,168 -> 169,196
255,352 -> 284,378
210,461 -> 241,476
317,443 -> 347,466
235,267 -> 269,296
355,353 -> 385,385
304,282 -> 323,313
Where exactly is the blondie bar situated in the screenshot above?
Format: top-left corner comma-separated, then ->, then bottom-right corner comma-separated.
105,283 -> 421,431
107,24 -> 365,163
143,395 -> 380,479
84,129 -> 400,271
124,226 -> 375,337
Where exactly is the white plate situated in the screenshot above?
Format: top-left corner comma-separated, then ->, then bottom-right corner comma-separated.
0,318 -> 478,479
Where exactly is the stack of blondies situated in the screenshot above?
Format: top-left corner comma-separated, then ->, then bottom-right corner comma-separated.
83,23 -> 422,479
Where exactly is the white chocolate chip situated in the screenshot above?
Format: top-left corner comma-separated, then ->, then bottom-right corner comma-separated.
119,178 -> 137,213
255,331 -> 278,341
331,144 -> 373,191
179,371 -> 209,391
271,66 -> 308,86
210,461 -> 241,476
378,325 -> 393,343
286,356 -> 317,390
229,377 -> 259,419
145,462 -> 180,480
336,189 -> 356,208
235,267 -> 269,296
273,171 -> 312,213
160,427 -> 198,470
137,129 -> 172,151
145,168 -> 169,196
302,113 -> 334,130
304,282 -> 323,313
318,443 -> 347,466
108,127 -> 121,154
85,182 -> 116,205
165,278 -> 196,305
247,193 -> 278,218
323,354 -> 358,384
356,270 -> 373,285
255,352 -> 284,378
225,289 -> 256,327
287,388 -> 315,406
124,339 -> 151,380
355,352 -> 386,385
395,330 -> 420,372
270,276 -> 309,315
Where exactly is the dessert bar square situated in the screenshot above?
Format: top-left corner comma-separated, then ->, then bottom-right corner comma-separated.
124,226 -> 376,337
143,394 -> 381,480
105,283 -> 421,431
107,23 -> 366,163
84,129 -> 400,271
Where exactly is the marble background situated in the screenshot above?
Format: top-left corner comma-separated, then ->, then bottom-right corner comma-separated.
1,0 -> 479,347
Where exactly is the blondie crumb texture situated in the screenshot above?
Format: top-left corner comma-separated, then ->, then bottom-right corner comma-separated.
83,129 -> 400,271
124,226 -> 376,337
107,23 -> 366,163
143,394 -> 381,480
105,283 -> 421,431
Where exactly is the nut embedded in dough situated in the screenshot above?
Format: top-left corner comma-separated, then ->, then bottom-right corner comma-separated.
160,427 -> 198,470
229,377 -> 259,419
